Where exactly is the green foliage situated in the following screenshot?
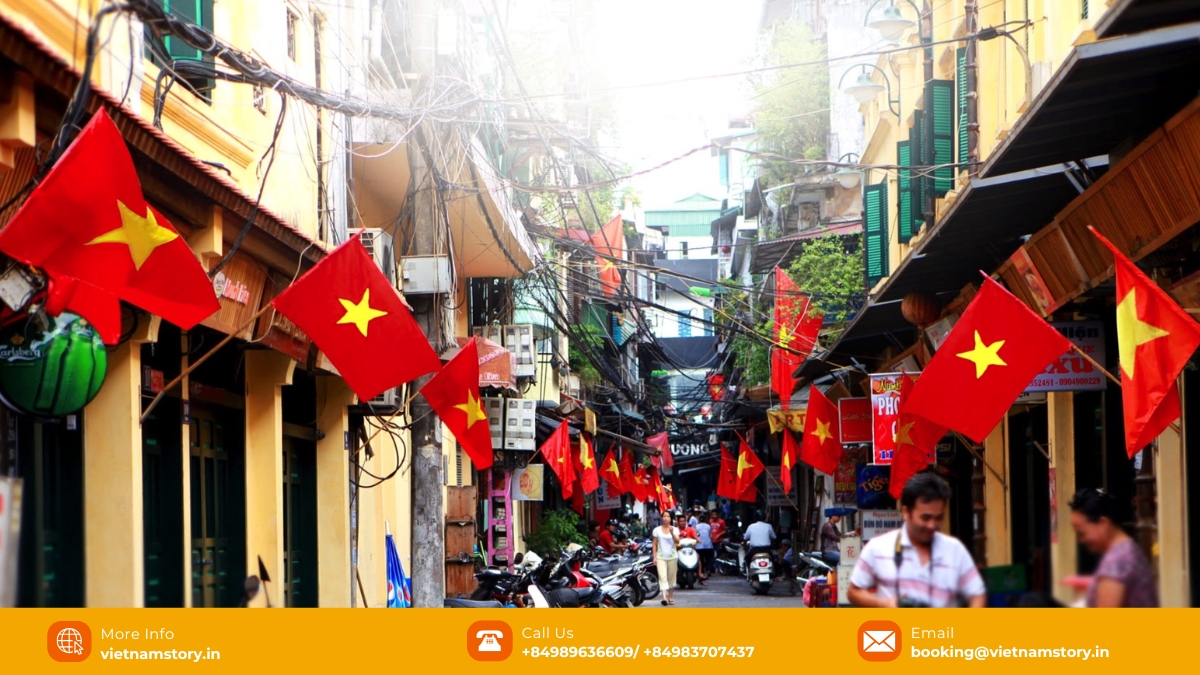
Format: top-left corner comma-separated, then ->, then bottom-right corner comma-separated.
730,318 -> 774,387
748,18 -> 829,183
524,509 -> 590,558
787,233 -> 864,331
569,323 -> 605,385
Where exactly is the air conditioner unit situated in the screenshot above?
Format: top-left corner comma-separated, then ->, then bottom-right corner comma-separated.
353,386 -> 400,413
349,228 -> 396,285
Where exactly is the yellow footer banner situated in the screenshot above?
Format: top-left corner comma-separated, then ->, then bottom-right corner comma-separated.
0,608 -> 1180,672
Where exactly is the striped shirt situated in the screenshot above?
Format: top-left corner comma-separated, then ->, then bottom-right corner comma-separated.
849,528 -> 986,608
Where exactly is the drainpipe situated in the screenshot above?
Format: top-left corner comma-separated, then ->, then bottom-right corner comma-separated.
966,1 -> 980,178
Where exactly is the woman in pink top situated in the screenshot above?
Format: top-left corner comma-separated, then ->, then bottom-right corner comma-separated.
1068,488 -> 1159,608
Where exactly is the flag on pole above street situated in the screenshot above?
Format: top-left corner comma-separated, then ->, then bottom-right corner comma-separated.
538,421 -> 575,500
799,386 -> 842,475
889,373 -> 948,498
419,337 -> 494,470
589,215 -> 625,297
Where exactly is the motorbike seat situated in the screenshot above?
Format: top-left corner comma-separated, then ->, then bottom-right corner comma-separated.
546,588 -> 582,608
444,598 -> 503,608
476,568 -> 513,579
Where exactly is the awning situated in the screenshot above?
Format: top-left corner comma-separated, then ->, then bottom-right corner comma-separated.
749,221 -> 862,274
982,22 -> 1200,177
1096,0 -> 1200,38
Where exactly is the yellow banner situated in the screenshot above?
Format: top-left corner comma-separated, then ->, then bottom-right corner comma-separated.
0,608 -> 1186,671
768,408 -> 806,433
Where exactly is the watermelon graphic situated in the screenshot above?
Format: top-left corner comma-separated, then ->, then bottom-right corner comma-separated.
0,311 -> 107,417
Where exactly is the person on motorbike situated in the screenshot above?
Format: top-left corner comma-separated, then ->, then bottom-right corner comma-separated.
743,510 -> 776,572
599,519 -> 629,555
676,514 -> 697,539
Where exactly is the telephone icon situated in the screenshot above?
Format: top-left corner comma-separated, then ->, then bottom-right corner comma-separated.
477,630 -> 503,652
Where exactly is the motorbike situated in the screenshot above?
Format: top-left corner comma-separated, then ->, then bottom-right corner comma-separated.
469,552 -> 541,606
527,546 -> 626,608
584,548 -> 652,606
746,546 -> 775,595
714,526 -> 743,576
793,550 -> 834,583
676,537 -> 701,589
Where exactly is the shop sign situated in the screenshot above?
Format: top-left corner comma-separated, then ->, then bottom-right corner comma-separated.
765,467 -> 796,507
512,464 -> 543,501
838,397 -> 872,443
767,408 -> 805,433
861,509 -> 903,543
871,373 -> 920,464
255,268 -> 312,363
1023,321 -> 1106,392
0,476 -> 22,608
670,441 -> 710,457
596,481 -> 621,510
200,252 -> 268,341
835,446 -> 868,505
856,464 -> 894,510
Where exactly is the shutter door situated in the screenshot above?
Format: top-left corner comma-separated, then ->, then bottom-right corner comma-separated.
897,141 -> 914,243
957,48 -> 968,166
864,182 -> 889,288
930,80 -> 955,196
910,109 -> 925,231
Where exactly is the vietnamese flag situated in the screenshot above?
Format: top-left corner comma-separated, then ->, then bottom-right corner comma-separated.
771,348 -> 802,409
648,467 -> 666,505
575,433 -> 600,494
419,337 -> 494,470
889,373 -> 948,499
1091,227 -> 1200,456
630,466 -> 651,503
780,429 -> 801,494
0,108 -> 219,329
800,386 -> 842,475
271,233 -> 441,402
716,444 -> 738,500
647,431 -> 673,468
600,451 -> 626,495
734,436 -> 765,498
906,275 -> 1072,443
589,215 -> 625,297
539,422 -> 575,499
618,451 -> 637,496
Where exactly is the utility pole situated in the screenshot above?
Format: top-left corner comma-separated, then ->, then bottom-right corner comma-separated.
408,0 -> 445,608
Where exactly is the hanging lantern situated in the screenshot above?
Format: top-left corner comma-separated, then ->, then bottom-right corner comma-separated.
901,291 -> 942,326
0,311 -> 107,417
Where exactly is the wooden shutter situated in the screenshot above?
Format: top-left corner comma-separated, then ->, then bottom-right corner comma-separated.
897,141 -> 914,243
864,182 -> 889,288
928,80 -> 955,196
910,109 -> 926,230
162,1 -> 215,98
957,48 -> 968,167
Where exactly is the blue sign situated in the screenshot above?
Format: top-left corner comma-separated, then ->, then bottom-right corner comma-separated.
856,464 -> 894,510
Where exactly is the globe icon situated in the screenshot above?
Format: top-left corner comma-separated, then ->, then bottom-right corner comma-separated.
56,628 -> 84,655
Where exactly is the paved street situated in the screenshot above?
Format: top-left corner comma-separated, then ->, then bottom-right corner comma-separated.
640,572 -> 809,608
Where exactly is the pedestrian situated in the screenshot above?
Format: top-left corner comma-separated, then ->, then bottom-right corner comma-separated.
709,509 -> 727,544
652,511 -> 681,606
688,506 -> 700,529
1068,488 -> 1159,607
694,513 -> 714,585
627,513 -> 646,539
819,514 -> 859,567
848,473 -> 986,608
588,520 -> 601,548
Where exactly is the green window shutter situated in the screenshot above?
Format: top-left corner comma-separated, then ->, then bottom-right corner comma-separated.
897,141 -> 914,244
863,182 -> 889,288
928,80 -> 955,196
957,48 -> 968,166
910,109 -> 926,231
1082,0 -> 1088,20
154,1 -> 215,100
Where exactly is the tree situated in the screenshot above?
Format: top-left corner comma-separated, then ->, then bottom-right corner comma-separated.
787,233 -> 865,332
748,18 -> 830,183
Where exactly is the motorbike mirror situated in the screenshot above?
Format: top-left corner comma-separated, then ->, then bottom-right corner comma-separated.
513,552 -> 524,565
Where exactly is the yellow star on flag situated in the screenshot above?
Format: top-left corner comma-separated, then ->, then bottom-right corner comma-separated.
956,331 -> 1007,378
778,324 -> 792,348
1116,287 -> 1170,379
337,288 -> 388,337
581,440 -> 595,469
86,200 -> 179,270
737,451 -> 753,477
782,450 -> 792,471
605,457 -> 620,477
812,419 -> 833,445
453,390 -> 487,428
894,421 -> 915,447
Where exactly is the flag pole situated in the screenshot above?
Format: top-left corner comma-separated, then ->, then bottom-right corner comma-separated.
139,303 -> 276,424
1068,344 -> 1182,434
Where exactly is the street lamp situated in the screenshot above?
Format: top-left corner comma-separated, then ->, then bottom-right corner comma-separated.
865,0 -> 919,41
838,65 -> 900,117
835,153 -> 861,189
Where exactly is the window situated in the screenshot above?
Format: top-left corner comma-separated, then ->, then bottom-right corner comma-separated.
863,182 -> 889,288
679,312 -> 692,337
927,80 -> 955,197
1082,0 -> 1089,20
957,48 -> 968,166
287,9 -> 299,61
145,1 -> 216,103
680,241 -> 689,259
703,309 -> 713,336
897,140 -> 914,244
719,149 -> 730,186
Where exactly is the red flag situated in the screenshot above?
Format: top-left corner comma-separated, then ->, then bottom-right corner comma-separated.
905,276 -> 1073,443
44,275 -> 122,345
889,374 -> 948,498
631,466 -> 650,502
800,386 -> 842,475
646,431 -> 672,468
539,422 -> 575,499
1091,227 -> 1200,456
271,234 -> 441,402
648,466 -> 666,505
780,429 -> 801,494
771,348 -> 802,408
590,215 -> 625,297
0,109 -> 219,329
734,436 -> 765,497
772,268 -> 824,408
419,337 -> 494,470
575,433 -> 600,494
600,451 -> 626,495
618,451 -> 637,496
716,444 -> 738,500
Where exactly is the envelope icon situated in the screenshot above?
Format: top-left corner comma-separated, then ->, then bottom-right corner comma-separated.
863,630 -> 896,652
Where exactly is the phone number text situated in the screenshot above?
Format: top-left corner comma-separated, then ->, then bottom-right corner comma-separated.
523,645 -> 755,659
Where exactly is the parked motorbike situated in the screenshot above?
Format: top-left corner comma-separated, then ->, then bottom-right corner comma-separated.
746,547 -> 775,595
584,549 -> 651,606
714,527 -> 743,576
469,552 -> 540,606
676,537 -> 701,589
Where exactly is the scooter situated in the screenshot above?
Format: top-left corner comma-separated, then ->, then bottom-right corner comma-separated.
677,537 -> 701,589
746,547 -> 774,595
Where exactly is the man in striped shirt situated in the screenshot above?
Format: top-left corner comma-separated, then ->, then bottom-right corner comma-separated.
848,473 -> 987,608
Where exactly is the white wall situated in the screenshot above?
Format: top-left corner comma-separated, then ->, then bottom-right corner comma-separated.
825,0 -> 879,162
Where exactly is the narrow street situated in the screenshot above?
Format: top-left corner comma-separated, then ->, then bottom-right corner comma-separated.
640,574 -> 808,609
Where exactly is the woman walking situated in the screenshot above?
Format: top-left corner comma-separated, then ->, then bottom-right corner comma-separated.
1068,488 -> 1159,607
652,511 -> 681,606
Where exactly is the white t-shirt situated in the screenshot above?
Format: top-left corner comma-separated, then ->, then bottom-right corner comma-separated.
744,521 -> 776,547
654,526 -> 680,560
849,527 -> 986,608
